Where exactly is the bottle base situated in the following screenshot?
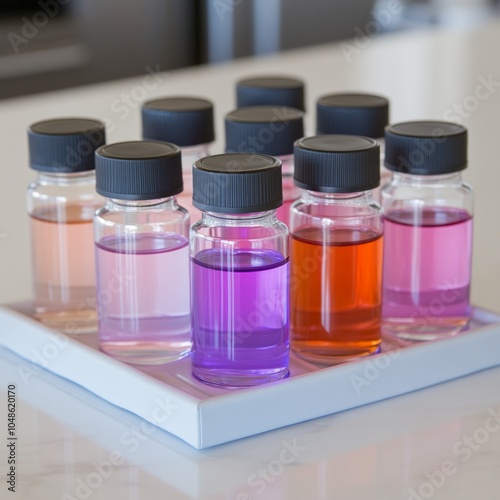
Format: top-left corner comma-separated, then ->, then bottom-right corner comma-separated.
34,308 -> 98,334
292,341 -> 381,366
382,317 -> 470,341
100,341 -> 191,365
192,366 -> 289,388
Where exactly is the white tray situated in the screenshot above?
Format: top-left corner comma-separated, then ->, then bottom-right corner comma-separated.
1,305 -> 499,449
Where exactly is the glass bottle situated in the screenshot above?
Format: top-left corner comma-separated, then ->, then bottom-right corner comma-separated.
94,141 -> 190,364
225,105 -> 304,226
190,153 -> 289,387
27,118 -> 105,333
236,75 -> 305,111
381,121 -> 473,339
290,135 -> 383,364
141,96 -> 215,222
316,93 -> 390,199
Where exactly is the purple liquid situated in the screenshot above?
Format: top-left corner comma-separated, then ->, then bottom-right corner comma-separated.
191,248 -> 289,387
382,207 -> 473,338
96,233 -> 191,364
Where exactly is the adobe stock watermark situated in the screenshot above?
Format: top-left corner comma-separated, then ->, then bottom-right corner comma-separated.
17,270 -> 133,385
349,348 -> 401,395
61,396 -> 179,500
7,0 -> 72,54
17,331 -> 69,386
407,407 -> 500,500
341,0 -> 404,63
442,74 -> 500,124
236,439 -> 306,499
211,0 -> 244,21
50,129 -> 105,173
106,64 -> 165,124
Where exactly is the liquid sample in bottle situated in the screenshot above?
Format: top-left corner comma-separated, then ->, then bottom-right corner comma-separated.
225,106 -> 304,226
381,121 -> 473,339
94,140 -> 190,364
190,153 -> 289,387
191,248 -> 289,383
290,135 -> 383,363
96,233 -> 190,363
142,96 -> 215,222
291,227 -> 382,361
383,207 -> 472,336
27,118 -> 106,333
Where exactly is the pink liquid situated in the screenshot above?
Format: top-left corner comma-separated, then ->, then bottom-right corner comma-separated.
96,233 -> 191,364
383,207 -> 473,338
30,204 -> 98,333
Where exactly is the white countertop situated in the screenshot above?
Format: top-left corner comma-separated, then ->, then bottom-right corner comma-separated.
1,18 -> 500,500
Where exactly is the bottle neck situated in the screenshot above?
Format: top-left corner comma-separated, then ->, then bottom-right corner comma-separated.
303,189 -> 375,205
391,171 -> 463,187
36,170 -> 96,185
106,196 -> 177,211
202,209 -> 277,225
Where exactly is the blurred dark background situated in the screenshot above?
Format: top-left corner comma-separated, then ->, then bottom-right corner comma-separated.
0,0 -> 498,99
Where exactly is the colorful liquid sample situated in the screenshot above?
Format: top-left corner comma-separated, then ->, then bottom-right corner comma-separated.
30,204 -> 98,333
96,233 -> 191,364
291,226 -> 383,363
382,207 -> 472,338
191,248 -> 289,387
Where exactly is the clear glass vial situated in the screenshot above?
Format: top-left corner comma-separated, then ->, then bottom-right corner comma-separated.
225,106 -> 305,226
94,141 -> 191,365
290,135 -> 383,364
236,75 -> 305,111
27,118 -> 106,333
382,121 -> 473,340
316,93 -> 390,198
141,96 -> 215,222
190,153 -> 290,387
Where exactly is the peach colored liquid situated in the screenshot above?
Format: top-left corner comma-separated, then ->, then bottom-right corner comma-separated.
291,226 -> 382,363
30,204 -> 98,333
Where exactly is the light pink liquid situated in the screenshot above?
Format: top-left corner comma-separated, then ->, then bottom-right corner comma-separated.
30,204 -> 98,333
383,207 -> 473,338
96,233 -> 191,364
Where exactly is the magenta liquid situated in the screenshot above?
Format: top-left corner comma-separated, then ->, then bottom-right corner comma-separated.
96,233 -> 191,364
191,248 -> 289,387
383,207 -> 472,337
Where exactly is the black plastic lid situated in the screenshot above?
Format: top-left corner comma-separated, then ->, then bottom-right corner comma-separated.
225,106 -> 304,156
192,153 -> 283,213
236,76 -> 305,111
294,135 -> 380,193
316,93 -> 389,138
95,141 -> 183,200
141,96 -> 215,147
28,118 -> 106,172
384,121 -> 468,175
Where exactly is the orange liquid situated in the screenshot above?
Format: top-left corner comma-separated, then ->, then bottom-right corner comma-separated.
30,203 -> 98,333
290,226 -> 383,363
